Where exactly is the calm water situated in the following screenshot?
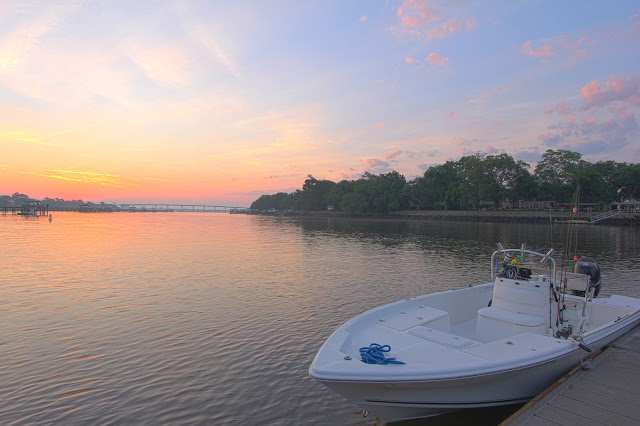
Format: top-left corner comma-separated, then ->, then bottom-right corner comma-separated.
1,213 -> 639,425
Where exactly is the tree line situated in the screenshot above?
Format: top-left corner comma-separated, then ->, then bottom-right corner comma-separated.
250,149 -> 640,214
1,192 -> 90,209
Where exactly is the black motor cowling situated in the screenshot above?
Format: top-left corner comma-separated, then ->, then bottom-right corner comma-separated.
573,256 -> 601,297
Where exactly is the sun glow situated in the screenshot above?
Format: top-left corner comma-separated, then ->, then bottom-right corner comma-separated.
1,2 -> 639,205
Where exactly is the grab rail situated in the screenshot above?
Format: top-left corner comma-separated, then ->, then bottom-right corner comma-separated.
491,247 -> 556,284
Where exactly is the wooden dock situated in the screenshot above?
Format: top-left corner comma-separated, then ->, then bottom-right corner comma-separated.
502,325 -> 640,426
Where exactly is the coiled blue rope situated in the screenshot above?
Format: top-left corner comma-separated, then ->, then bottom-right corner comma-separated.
359,343 -> 405,365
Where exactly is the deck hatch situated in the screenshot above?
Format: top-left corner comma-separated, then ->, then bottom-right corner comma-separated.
409,326 -> 479,349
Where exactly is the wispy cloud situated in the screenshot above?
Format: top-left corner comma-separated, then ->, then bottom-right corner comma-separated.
0,2 -> 83,73
425,52 -> 449,66
125,41 -> 192,88
2,128 -> 73,146
397,0 -> 442,29
189,27 -> 239,78
581,75 -> 640,109
19,168 -> 184,189
427,18 -> 477,39
466,87 -> 505,103
385,150 -> 403,160
363,158 -> 392,174
395,1 -> 476,39
540,74 -> 640,156
521,41 -> 554,58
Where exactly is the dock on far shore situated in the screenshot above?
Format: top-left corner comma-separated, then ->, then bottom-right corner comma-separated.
502,325 -> 640,426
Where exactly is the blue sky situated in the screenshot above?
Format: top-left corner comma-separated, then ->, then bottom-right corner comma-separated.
1,1 -> 639,204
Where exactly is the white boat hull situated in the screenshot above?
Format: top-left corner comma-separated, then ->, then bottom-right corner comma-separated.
310,246 -> 640,422
317,318 -> 639,422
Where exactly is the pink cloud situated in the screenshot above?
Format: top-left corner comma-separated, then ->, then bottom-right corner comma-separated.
395,1 -> 476,39
466,87 -> 504,103
385,150 -> 402,160
556,100 -> 571,115
581,75 -> 640,109
544,105 -> 553,115
397,0 -> 442,28
446,111 -> 455,118
425,52 -> 449,66
426,18 -> 477,39
405,57 -> 415,64
608,103 -> 636,120
538,133 -> 563,146
482,146 -> 501,155
363,158 -> 392,174
428,19 -> 461,38
569,48 -> 588,61
466,18 -> 478,30
521,41 -> 554,58
375,122 -> 387,128
400,15 -> 421,28
581,80 -> 601,101
359,15 -> 368,23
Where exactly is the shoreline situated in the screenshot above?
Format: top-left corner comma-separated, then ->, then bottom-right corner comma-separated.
293,210 -> 639,226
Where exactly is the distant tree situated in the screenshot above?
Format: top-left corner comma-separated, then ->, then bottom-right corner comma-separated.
483,153 -> 532,209
403,178 -> 424,210
354,171 -> 407,214
419,161 -> 461,210
611,163 -> 640,201
11,192 -> 29,201
569,161 -> 610,206
512,168 -> 539,201
247,150 -> 639,214
534,149 -> 582,208
251,192 -> 293,210
341,187 -> 369,213
326,180 -> 354,211
456,153 -> 490,209
298,175 -> 335,211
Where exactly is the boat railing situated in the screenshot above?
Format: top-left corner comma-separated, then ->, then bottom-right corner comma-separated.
491,247 -> 556,284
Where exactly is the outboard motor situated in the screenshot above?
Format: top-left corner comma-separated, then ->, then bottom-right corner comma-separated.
573,256 -> 601,297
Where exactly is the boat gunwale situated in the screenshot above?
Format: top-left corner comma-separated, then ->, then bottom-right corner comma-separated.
310,292 -> 640,383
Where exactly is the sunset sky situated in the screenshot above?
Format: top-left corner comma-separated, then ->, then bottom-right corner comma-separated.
2,1 -> 639,206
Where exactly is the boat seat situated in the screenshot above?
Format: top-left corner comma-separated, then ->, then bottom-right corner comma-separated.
476,307 -> 547,342
476,278 -> 551,342
492,284 -> 547,316
478,307 -> 545,326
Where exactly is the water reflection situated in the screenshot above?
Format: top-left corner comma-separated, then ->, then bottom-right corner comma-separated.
0,213 -> 638,425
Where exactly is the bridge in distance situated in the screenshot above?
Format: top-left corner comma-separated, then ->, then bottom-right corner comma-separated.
121,203 -> 249,212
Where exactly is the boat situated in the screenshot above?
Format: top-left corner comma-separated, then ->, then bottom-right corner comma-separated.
309,244 -> 640,422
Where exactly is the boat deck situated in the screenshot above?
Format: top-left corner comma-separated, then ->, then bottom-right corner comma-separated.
502,324 -> 640,426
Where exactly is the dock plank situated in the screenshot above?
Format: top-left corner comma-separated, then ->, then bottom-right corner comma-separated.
501,325 -> 640,426
524,416 -> 561,426
570,379 -> 640,406
533,404 -> 606,426
548,394 -> 637,425
579,368 -> 640,394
